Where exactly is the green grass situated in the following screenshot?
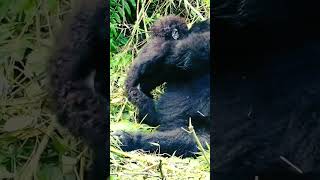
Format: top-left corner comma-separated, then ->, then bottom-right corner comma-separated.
110,0 -> 210,179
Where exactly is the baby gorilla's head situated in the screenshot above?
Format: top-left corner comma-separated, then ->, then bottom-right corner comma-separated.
150,15 -> 188,40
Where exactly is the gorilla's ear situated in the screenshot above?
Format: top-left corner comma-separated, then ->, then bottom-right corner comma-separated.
150,15 -> 188,40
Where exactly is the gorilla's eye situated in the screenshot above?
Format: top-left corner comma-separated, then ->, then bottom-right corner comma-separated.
172,28 -> 179,40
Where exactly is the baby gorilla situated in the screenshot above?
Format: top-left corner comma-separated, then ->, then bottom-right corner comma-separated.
117,16 -> 210,157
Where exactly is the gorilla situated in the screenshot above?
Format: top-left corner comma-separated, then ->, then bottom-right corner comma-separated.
48,0 -> 107,179
213,0 -> 320,179
116,16 -> 211,157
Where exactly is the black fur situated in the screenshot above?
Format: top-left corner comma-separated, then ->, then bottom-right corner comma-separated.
117,17 -> 211,157
214,0 -> 320,179
48,0 -> 107,179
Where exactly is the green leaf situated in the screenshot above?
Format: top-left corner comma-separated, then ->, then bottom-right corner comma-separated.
61,155 -> 77,175
204,0 -> 210,8
116,6 -> 125,20
0,38 -> 33,61
37,165 -> 63,180
112,11 -> 121,23
128,0 -> 136,7
123,1 -> 131,16
0,24 -> 13,41
25,46 -> 49,75
25,81 -> 42,97
23,0 -> 37,23
0,166 -> 13,179
0,0 -> 12,19
47,0 -> 58,12
13,0 -> 34,14
3,116 -> 34,132
51,137 -> 70,154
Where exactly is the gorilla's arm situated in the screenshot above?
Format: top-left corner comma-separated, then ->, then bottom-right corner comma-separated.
48,0 -> 107,179
124,39 -> 175,126
125,40 -> 173,95
126,86 -> 160,126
